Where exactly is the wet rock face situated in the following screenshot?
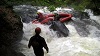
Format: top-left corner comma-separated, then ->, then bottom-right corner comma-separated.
0,46 -> 25,56
0,6 -> 24,56
72,11 -> 90,19
13,5 -> 38,23
0,6 -> 23,47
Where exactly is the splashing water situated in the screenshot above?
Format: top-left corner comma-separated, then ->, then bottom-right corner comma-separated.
84,9 -> 100,24
17,6 -> 100,56
20,22 -> 100,56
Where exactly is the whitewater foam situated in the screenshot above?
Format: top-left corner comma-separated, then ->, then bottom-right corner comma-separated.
20,23 -> 100,56
17,7 -> 100,56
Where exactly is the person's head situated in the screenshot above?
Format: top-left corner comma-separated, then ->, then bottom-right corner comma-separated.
54,13 -> 59,20
37,12 -> 42,15
35,27 -> 41,34
37,12 -> 43,19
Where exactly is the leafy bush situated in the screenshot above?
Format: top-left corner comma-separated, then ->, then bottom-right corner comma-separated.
2,0 -> 100,12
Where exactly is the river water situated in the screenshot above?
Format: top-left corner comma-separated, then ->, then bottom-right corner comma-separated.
14,5 -> 100,56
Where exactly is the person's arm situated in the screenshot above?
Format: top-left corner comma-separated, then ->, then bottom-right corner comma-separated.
28,37 -> 32,48
42,38 -> 49,53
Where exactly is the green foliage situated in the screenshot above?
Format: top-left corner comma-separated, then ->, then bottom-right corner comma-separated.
2,0 -> 100,12
48,5 -> 56,12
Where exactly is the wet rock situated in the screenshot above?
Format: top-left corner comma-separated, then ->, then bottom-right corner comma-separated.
72,20 -> 90,37
72,11 -> 90,19
91,8 -> 100,15
50,21 -> 69,37
0,6 -> 23,56
70,16 -> 100,37
0,46 -> 25,56
13,5 -> 38,23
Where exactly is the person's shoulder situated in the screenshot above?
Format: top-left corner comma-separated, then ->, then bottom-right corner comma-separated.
39,36 -> 44,39
30,36 -> 35,39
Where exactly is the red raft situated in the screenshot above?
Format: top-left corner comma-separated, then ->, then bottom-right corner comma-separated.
32,12 -> 72,24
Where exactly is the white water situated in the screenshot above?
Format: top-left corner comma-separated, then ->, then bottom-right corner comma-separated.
19,8 -> 100,56
85,9 -> 100,24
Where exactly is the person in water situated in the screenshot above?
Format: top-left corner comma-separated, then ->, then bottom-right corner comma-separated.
28,27 -> 49,56
54,13 -> 60,21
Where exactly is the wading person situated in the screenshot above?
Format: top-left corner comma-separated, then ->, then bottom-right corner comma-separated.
28,27 -> 49,56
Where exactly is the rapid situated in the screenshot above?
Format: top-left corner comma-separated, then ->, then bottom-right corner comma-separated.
13,5 -> 100,56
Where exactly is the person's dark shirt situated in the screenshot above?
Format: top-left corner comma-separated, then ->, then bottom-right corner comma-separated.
28,34 -> 49,53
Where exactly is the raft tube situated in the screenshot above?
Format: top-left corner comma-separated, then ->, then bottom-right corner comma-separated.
45,13 -> 72,23
32,13 -> 72,24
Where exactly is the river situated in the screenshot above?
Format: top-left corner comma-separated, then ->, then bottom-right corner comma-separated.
14,5 -> 100,56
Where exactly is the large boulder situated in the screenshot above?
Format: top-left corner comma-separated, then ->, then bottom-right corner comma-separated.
0,6 -> 24,56
50,21 -> 69,37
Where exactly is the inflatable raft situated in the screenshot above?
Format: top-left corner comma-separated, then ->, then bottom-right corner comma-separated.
32,12 -> 72,24
32,12 -> 70,37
